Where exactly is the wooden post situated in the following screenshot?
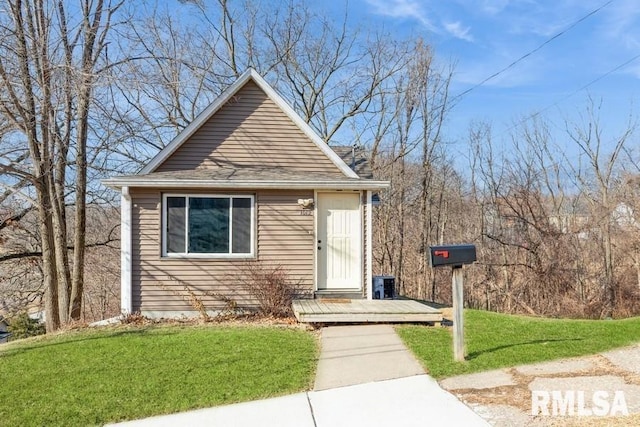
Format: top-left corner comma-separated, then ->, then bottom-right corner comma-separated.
452,266 -> 465,361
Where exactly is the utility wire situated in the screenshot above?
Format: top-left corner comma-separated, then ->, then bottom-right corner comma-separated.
504,51 -> 640,134
566,52 -> 640,99
451,0 -> 614,104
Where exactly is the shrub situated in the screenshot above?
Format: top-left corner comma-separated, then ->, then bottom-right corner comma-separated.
240,262 -> 304,318
120,312 -> 149,325
7,312 -> 46,339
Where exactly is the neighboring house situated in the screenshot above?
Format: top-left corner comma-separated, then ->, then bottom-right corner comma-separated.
549,202 -> 638,236
548,213 -> 590,235
612,202 -> 639,229
103,69 -> 389,318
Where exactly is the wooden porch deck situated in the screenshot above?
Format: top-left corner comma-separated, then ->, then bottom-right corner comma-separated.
292,299 -> 443,324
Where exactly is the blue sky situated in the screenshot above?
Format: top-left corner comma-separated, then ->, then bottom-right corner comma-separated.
318,0 -> 640,160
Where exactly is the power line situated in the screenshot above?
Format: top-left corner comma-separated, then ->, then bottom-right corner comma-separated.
569,52 -> 640,98
505,51 -> 640,135
451,0 -> 614,104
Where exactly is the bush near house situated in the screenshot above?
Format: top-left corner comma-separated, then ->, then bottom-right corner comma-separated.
240,262 -> 308,318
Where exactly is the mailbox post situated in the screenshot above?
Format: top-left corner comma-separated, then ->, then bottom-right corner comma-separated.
451,266 -> 465,362
429,244 -> 477,362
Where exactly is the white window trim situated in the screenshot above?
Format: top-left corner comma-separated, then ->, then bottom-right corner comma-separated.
161,193 -> 255,258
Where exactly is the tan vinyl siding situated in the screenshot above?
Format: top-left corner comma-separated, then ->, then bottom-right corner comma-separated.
156,80 -> 344,176
130,188 -> 314,313
257,191 -> 315,279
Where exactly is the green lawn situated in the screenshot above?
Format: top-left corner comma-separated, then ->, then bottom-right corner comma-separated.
397,309 -> 640,379
0,325 -> 317,427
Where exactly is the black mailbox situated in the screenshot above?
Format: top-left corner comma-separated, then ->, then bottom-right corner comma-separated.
429,244 -> 477,268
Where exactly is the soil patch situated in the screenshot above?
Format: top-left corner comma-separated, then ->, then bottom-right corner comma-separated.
442,348 -> 640,426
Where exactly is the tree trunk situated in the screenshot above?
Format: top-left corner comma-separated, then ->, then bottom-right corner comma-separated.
36,181 -> 60,333
70,0 -> 105,320
70,89 -> 90,320
602,221 -> 615,318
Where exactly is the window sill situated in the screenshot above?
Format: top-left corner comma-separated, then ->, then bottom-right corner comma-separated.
161,253 -> 256,260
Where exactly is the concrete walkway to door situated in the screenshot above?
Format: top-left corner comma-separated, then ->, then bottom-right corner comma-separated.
310,324 -> 488,426
314,324 -> 426,390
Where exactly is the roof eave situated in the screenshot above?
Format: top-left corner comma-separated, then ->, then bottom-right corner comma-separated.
101,178 -> 390,191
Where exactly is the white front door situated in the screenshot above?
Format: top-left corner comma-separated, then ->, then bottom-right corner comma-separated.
317,192 -> 362,290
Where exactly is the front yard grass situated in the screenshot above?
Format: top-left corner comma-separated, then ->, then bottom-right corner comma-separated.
397,309 -> 640,379
0,324 -> 317,426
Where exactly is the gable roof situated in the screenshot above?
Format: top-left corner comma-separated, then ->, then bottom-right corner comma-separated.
140,69 -> 358,179
331,146 -> 373,179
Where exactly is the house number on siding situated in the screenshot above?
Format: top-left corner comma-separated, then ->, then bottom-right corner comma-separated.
300,210 -> 313,216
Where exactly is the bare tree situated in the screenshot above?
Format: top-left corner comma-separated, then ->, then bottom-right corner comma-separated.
464,98 -> 640,318
368,40 -> 455,298
0,0 -> 122,331
564,98 -> 636,317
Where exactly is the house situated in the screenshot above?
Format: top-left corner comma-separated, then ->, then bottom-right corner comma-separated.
103,69 -> 389,318
612,202 -> 639,229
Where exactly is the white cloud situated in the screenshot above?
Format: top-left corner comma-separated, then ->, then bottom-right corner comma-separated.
479,0 -> 512,15
444,21 -> 474,42
365,0 -> 437,32
599,0 -> 640,49
366,0 -> 476,42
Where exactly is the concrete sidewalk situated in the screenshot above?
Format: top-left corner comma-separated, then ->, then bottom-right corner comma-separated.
314,324 -> 425,390
109,324 -> 488,427
111,375 -> 487,427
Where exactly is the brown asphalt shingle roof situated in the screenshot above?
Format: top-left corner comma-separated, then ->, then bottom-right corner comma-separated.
331,145 -> 373,179
113,146 -> 374,183
113,166 -> 366,183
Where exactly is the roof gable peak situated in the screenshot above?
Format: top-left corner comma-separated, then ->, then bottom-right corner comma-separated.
140,68 -> 357,178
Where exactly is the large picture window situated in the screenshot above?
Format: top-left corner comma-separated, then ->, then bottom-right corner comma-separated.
163,194 -> 254,257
